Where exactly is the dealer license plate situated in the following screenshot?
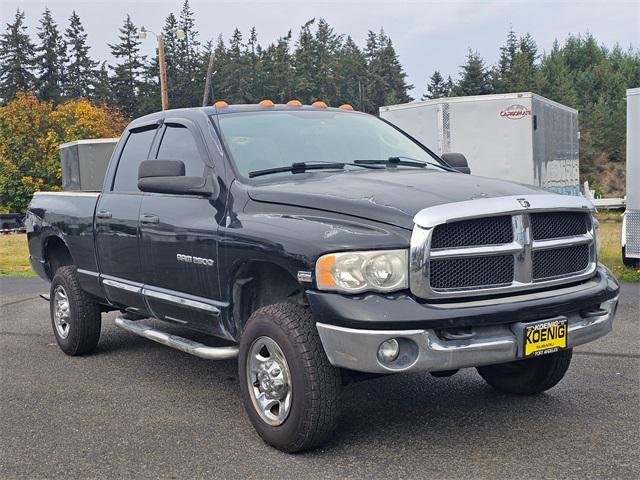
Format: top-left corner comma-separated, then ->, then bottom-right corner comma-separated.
520,317 -> 568,358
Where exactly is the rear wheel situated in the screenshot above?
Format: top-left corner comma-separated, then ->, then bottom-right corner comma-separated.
477,349 -> 573,395
50,266 -> 101,356
238,304 -> 341,452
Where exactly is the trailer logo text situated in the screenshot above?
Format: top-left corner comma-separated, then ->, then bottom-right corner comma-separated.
500,104 -> 532,120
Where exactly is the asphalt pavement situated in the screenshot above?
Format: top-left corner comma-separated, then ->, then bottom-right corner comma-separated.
1,277 -> 638,479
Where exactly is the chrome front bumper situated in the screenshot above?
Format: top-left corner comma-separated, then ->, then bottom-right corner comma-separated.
316,297 -> 618,374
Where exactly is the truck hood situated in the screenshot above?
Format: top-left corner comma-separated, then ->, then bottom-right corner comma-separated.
247,169 -> 547,229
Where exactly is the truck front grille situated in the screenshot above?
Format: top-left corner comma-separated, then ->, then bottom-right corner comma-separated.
410,201 -> 597,299
532,244 -> 590,280
430,255 -> 514,289
431,216 -> 513,248
530,212 -> 591,240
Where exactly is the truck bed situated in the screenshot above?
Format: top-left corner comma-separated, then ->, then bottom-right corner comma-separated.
26,191 -> 101,282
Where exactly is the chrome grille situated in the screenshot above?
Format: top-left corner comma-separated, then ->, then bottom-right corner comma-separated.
430,255 -> 514,290
533,244 -> 590,280
530,212 -> 590,240
410,195 -> 597,299
431,216 -> 513,248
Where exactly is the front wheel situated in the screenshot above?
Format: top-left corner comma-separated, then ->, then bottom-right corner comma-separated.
238,304 -> 341,453
477,349 -> 573,395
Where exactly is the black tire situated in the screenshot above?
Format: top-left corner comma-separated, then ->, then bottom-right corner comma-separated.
477,349 -> 573,395
50,265 -> 101,356
622,246 -> 640,268
238,304 -> 341,453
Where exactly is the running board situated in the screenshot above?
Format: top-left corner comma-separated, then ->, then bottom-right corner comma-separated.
114,317 -> 239,360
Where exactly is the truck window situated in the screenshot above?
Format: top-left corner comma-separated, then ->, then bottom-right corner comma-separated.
156,124 -> 205,176
112,127 -> 158,192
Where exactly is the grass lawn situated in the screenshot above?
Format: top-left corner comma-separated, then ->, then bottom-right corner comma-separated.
1,219 -> 638,281
0,233 -> 33,277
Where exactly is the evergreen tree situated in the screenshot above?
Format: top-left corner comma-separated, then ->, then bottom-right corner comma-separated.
492,27 -> 518,92
294,19 -> 318,103
335,36 -> 367,109
314,18 -> 342,104
108,15 -> 145,117
35,8 -> 66,102
92,61 -> 112,106
422,70 -> 448,99
174,0 -> 201,108
511,33 -> 538,91
364,29 -> 412,111
455,49 -> 492,96
64,11 -> 97,98
0,9 -> 37,103
260,31 -> 293,103
210,35 -> 231,102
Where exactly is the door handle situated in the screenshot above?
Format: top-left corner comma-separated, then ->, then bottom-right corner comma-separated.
96,210 -> 112,219
140,214 -> 160,224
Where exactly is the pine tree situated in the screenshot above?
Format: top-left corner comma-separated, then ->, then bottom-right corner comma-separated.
492,27 -> 518,92
35,8 -> 66,102
335,36 -> 367,109
64,11 -> 97,98
108,15 -> 145,117
0,9 -> 37,103
422,70 -> 448,100
260,31 -> 293,103
174,0 -> 201,108
455,49 -> 492,96
364,29 -> 412,111
294,19 -> 318,103
92,61 -> 112,106
314,18 -> 342,104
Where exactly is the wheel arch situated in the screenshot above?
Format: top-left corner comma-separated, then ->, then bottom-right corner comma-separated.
230,260 -> 305,339
42,235 -> 74,279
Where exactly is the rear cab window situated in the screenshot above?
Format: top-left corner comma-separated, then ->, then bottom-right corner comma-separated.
112,126 -> 158,192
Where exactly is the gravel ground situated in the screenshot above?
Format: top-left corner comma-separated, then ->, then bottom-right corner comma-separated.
1,277 -> 638,479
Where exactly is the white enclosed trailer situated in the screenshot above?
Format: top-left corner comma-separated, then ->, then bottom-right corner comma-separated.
622,87 -> 640,267
380,92 -> 580,195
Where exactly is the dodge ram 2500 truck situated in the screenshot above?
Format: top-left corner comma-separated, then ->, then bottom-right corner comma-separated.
26,102 -> 620,452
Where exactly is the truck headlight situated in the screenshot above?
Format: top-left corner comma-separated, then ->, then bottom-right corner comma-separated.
316,250 -> 408,293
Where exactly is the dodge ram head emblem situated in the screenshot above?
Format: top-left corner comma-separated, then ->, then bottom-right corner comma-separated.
517,198 -> 531,208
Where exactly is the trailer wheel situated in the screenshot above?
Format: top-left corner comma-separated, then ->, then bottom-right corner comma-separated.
238,304 -> 341,453
50,266 -> 101,356
477,349 -> 572,395
622,247 -> 640,268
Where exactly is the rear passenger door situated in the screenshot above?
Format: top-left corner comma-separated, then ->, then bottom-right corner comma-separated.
95,124 -> 158,313
139,119 -> 225,334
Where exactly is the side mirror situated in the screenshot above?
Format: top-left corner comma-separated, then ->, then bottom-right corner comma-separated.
137,160 -> 216,197
441,153 -> 471,174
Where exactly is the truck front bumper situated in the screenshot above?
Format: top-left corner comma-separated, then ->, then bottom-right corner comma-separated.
316,296 -> 618,374
311,265 -> 620,374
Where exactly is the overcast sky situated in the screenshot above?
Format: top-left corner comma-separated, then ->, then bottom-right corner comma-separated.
2,0 -> 639,99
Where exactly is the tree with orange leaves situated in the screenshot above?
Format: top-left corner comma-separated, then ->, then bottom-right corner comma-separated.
0,91 -> 126,213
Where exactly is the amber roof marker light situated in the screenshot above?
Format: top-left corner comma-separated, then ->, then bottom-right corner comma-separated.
287,100 -> 303,107
339,104 -> 354,110
312,101 -> 328,109
259,99 -> 275,107
213,100 -> 228,109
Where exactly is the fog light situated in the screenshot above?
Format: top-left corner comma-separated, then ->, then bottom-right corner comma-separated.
378,338 -> 400,362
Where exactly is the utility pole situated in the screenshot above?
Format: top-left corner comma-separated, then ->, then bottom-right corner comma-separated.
139,26 -> 185,111
158,35 -> 169,110
202,50 -> 215,107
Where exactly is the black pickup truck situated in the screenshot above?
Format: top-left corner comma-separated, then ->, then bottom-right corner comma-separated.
27,102 -> 620,452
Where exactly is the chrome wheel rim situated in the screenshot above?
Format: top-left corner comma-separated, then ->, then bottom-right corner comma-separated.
246,336 -> 292,426
53,285 -> 71,339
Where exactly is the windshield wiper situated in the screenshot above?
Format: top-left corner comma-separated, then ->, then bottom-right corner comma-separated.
354,156 -> 457,172
248,161 -> 382,178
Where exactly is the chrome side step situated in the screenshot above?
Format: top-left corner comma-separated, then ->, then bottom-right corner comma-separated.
114,317 -> 239,360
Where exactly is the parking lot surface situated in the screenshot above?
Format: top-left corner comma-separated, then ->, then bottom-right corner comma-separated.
1,277 -> 638,479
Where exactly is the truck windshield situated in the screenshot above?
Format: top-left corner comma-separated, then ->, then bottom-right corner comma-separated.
215,110 -> 444,179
